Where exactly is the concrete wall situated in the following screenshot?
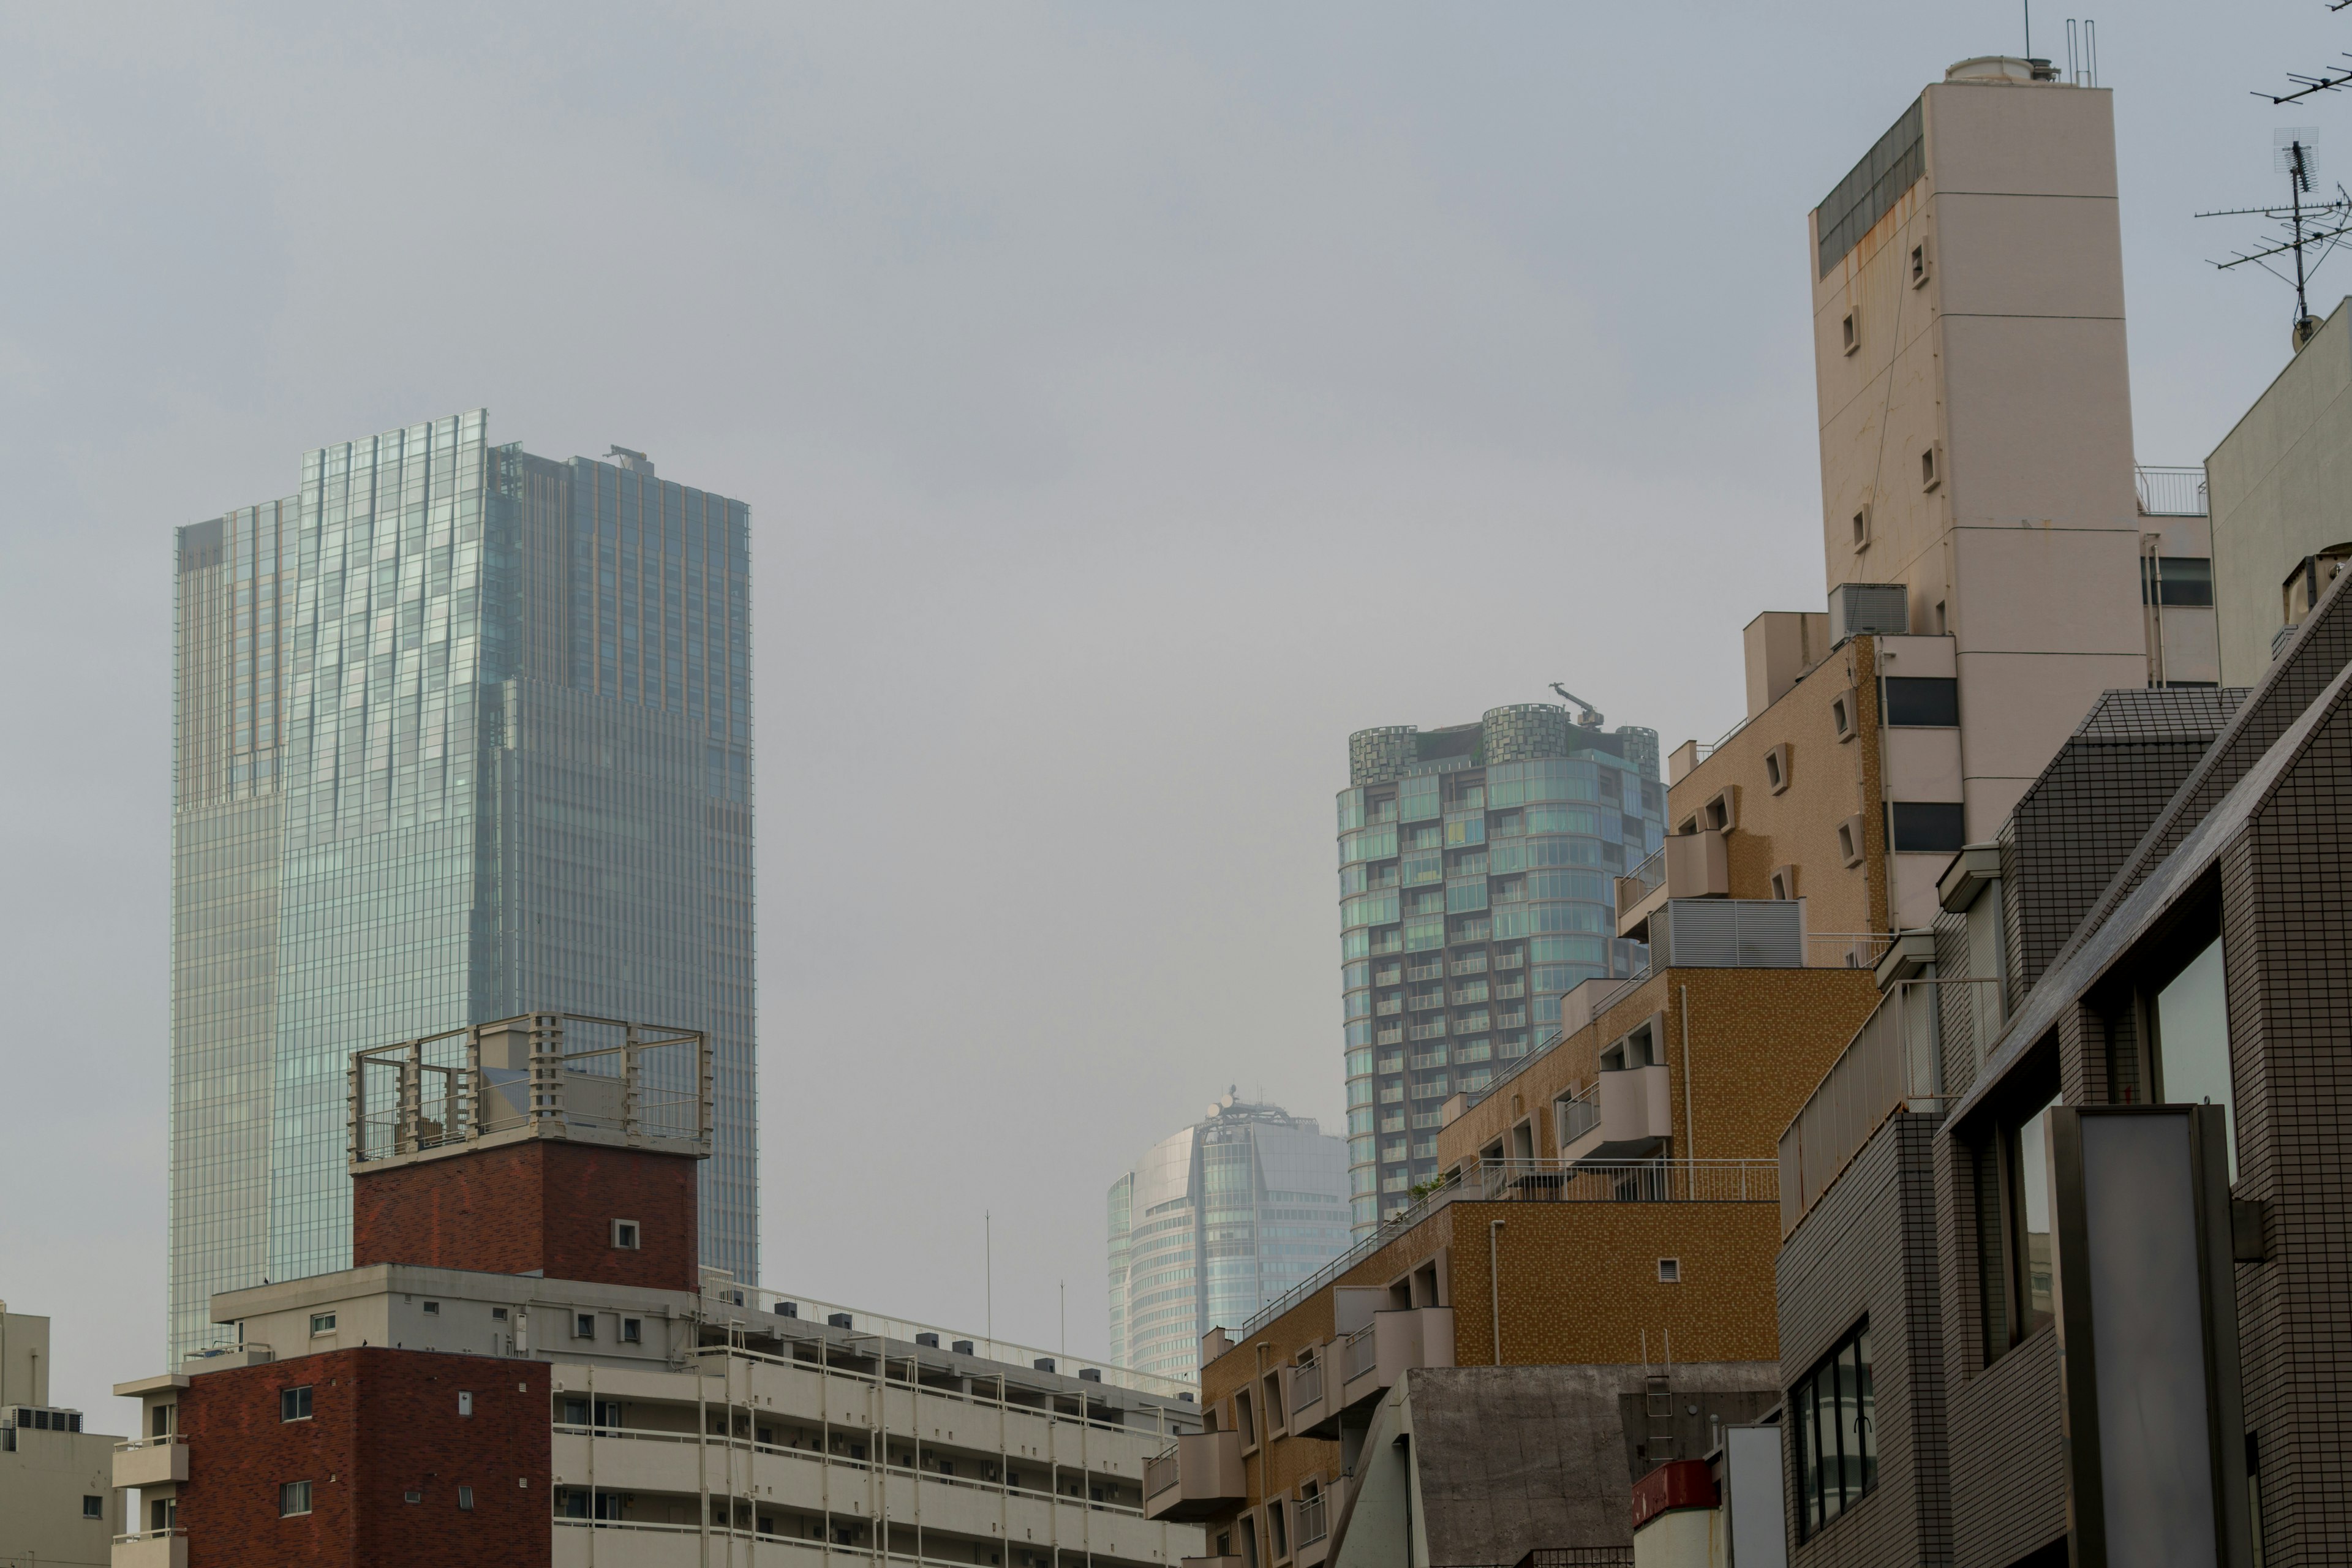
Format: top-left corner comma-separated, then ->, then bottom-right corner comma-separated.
2206,296 -> 2352,685
1812,75 -> 2147,845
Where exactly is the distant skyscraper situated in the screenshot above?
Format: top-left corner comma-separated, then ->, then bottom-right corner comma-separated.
1339,706 -> 1664,1234
1107,1095 -> 1351,1382
169,410 -> 756,1358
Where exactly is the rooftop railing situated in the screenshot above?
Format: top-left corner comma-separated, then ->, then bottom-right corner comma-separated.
2136,464 -> 2209,517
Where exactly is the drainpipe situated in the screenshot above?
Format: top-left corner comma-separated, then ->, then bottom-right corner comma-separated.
1679,986 -> 1696,1165
1393,1432 -> 1414,1568
1488,1221 -> 1504,1366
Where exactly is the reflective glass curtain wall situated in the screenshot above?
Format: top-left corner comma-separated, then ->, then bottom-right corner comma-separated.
1339,711 -> 1664,1236
170,412 -> 758,1358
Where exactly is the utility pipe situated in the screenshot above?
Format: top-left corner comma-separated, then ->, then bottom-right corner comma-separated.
1489,1220 -> 1505,1365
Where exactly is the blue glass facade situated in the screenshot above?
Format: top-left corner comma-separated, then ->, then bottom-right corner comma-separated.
170,412 -> 756,1356
1338,709 -> 1663,1235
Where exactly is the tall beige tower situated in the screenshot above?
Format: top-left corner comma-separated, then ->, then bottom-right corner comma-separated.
1810,57 -> 2149,841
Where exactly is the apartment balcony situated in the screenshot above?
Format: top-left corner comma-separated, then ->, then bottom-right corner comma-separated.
1451,984 -> 1489,1005
1408,1050 -> 1448,1070
1559,1062 -> 1672,1164
112,1530 -> 187,1568
1406,992 -> 1445,1012
1407,1020 -> 1448,1041
1335,1308 -> 1455,1419
113,1434 -> 189,1489
1288,1353 -> 1330,1434
1616,832 -> 1729,941
1408,1082 -> 1450,1101
1373,965 -> 1402,986
1494,1011 -> 1526,1030
1455,1011 -> 1490,1034
1143,1430 -> 1246,1522
1492,981 -> 1525,1000
1494,952 -> 1524,970
1452,922 -> 1493,942
1374,1053 -> 1404,1074
1405,962 -> 1444,982
1450,954 -> 1488,976
1374,1027 -> 1403,1047
1294,1490 -> 1332,1568
1378,1114 -> 1406,1133
1374,999 -> 1403,1017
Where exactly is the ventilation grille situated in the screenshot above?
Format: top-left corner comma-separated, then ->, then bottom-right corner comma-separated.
1830,582 -> 1910,643
1656,900 -> 1806,969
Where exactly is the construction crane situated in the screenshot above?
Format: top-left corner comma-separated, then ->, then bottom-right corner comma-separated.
1549,684 -> 1604,728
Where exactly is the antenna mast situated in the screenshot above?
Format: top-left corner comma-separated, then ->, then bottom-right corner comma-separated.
2196,130 -> 2352,350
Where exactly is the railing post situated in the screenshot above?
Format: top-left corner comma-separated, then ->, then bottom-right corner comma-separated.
465,1023 -> 484,1144
398,1039 -> 422,1156
622,1023 -> 642,1145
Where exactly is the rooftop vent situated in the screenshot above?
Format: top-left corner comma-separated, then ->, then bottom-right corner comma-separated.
827,1313 -> 853,1330
952,1340 -> 975,1355
775,1302 -> 798,1319
1034,1358 -> 1057,1373
1079,1368 -> 1102,1382
916,1333 -> 940,1349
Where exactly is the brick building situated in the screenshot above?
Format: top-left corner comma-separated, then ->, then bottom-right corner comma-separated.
109,1014 -> 1204,1568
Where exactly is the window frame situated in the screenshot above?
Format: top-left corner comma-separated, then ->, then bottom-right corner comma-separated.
1973,1044 -> 2062,1365
612,1218 -> 641,1251
280,1385 -> 312,1423
279,1479 -> 314,1518
1790,1317 -> 1878,1540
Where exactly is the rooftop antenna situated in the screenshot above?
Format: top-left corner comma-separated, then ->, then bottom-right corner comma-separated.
1548,684 -> 1604,727
2252,2 -> 2352,107
2065,18 -> 2098,88
2196,130 -> 2352,350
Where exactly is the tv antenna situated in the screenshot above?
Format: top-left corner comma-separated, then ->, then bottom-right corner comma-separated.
2196,130 -> 2352,349
2252,2 -> 2352,105
1548,684 -> 1603,727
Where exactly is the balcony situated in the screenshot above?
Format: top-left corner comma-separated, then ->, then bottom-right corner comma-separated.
1295,1490 -> 1331,1568
1378,1114 -> 1405,1133
1558,1061 -> 1672,1163
2136,464 -> 2208,517
1374,999 -> 1402,1017
1452,922 -> 1493,942
1143,1430 -> 1246,1522
1336,1308 -> 1456,1414
1288,1355 -> 1329,1434
1407,1020 -> 1448,1041
1455,1011 -> 1491,1034
1450,954 -> 1488,976
113,1434 -> 190,1489
1494,1011 -> 1526,1030
1374,1053 -> 1403,1074
112,1530 -> 187,1568
1616,832 -> 1728,941
1375,1027 -> 1403,1047
1780,976 -> 2000,1235
1408,1050 -> 1448,1070
1492,981 -> 1525,1000
1407,992 -> 1445,1011
1646,898 -> 1804,968
1451,983 -> 1489,1005
1465,1157 -> 1779,1204
1494,952 -> 1525,970
1405,962 -> 1444,982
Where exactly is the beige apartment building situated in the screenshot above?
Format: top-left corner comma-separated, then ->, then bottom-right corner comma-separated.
0,1303 -> 123,1568
1809,56 -> 2196,845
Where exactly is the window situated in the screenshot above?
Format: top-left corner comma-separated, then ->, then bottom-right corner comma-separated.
458,1485 -> 475,1511
1235,1388 -> 1257,1447
1657,1258 -> 1681,1283
83,1496 -> 104,1519
1269,1498 -> 1291,1559
1791,1321 -> 1876,1537
1980,1085 -> 2062,1360
1700,788 -> 1736,832
1887,802 -> 1966,854
621,1317 -> 643,1344
458,1392 -> 473,1417
2153,934 -> 2236,1179
2145,556 -> 2215,607
1837,815 -> 1865,868
1763,744 -> 1791,795
404,1490 -> 423,1504
151,1498 -> 176,1532
1909,240 -> 1930,287
612,1219 -> 640,1250
1852,505 -> 1871,549
574,1314 -> 597,1340
280,1480 -> 314,1518
1770,865 -> 1798,901
281,1386 -> 312,1422
1842,310 -> 1860,355
1881,676 -> 1959,726
309,1313 -> 336,1336
491,1307 -> 509,1322
151,1403 -> 174,1438
1831,691 -> 1856,741
423,1300 -> 440,1315
1921,442 -> 1942,491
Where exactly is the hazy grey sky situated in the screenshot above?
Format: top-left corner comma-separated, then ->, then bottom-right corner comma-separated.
1,1 -> 2335,1420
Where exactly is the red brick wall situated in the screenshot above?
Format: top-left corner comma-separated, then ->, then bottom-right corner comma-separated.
179,1347 -> 549,1567
352,1139 -> 698,1290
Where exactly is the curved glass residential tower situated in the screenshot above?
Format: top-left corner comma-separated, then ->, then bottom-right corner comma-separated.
1338,705 -> 1663,1235
168,412 -> 757,1358
1107,1096 -> 1350,1382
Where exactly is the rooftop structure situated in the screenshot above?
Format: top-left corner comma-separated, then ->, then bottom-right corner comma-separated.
0,1304 -> 124,1564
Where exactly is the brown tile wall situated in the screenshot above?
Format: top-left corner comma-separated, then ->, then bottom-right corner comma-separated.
1668,636 -> 1885,934
352,1140 -> 699,1291
178,1346 -> 549,1567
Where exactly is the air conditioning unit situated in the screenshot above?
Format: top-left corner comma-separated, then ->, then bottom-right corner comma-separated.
1830,582 -> 1910,644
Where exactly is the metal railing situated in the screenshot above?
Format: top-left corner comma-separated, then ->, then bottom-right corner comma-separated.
2136,464 -> 2209,517
1291,1357 -> 1324,1413
1780,976 -> 2002,1235
113,1434 -> 191,1453
1557,1091 -> 1599,1147
1342,1323 -> 1378,1380
111,1528 -> 187,1545
1297,1490 -> 1330,1547
349,1011 -> 710,1164
1452,985 -> 1490,1005
1408,1021 -> 1448,1040
1376,1028 -> 1403,1047
1622,846 -> 1667,905
1408,993 -> 1445,1011
1406,963 -> 1444,981
1807,931 -> 1896,970
1494,952 -> 1525,970
1144,1447 -> 1180,1501
1451,954 -> 1489,976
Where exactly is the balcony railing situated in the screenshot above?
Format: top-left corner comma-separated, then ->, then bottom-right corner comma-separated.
1493,981 -> 1525,1000
1409,1112 -> 1443,1129
1374,1000 -> 1403,1017
1452,985 -> 1490,1005
1621,845 -> 1667,905
1406,963 -> 1444,981
1408,1050 -> 1448,1069
1296,1491 -> 1329,1547
1807,931 -> 1896,970
1557,1091 -> 1599,1146
1343,1323 -> 1378,1381
1494,952 -> 1525,970
1451,954 -> 1488,976
1494,1010 -> 1526,1029
1781,976 -> 2003,1235
1408,993 -> 1445,1011
1453,922 -> 1493,942
1408,1020 -> 1448,1040
1455,1011 -> 1491,1033
2136,464 -> 2209,517
1375,1027 -> 1403,1047
1292,1357 -> 1324,1414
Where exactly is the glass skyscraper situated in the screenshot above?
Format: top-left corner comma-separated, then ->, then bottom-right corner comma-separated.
1338,705 -> 1663,1235
1106,1096 -> 1351,1382
170,410 -> 756,1357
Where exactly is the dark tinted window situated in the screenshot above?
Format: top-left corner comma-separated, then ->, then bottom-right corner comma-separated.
281,1385 -> 312,1422
2158,557 -> 2214,606
1882,677 -> 1959,726
1888,802 -> 1966,854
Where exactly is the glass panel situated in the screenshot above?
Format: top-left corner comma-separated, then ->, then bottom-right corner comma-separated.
1818,1360 -> 1844,1523
2016,1096 -> 2060,1332
2157,937 -> 2236,1180
1853,1328 -> 1877,1491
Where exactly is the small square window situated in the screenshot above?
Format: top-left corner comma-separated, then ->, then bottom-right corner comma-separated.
404,1490 -> 423,1505
1763,744 -> 1791,795
1910,241 -> 1931,288
280,1480 -> 313,1518
458,1485 -> 475,1511
1852,503 -> 1871,550
458,1391 -> 474,1417
1841,311 -> 1860,356
309,1313 -> 336,1336
491,1307 -> 509,1322
1838,815 -> 1866,869
423,1302 -> 440,1316
612,1219 -> 641,1251
1831,691 -> 1857,742
1770,865 -> 1798,902
622,1317 -> 643,1344
83,1496 -> 104,1520
575,1314 -> 597,1341
1658,1258 -> 1681,1283
1921,442 -> 1943,492
281,1386 -> 312,1423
